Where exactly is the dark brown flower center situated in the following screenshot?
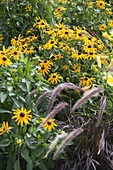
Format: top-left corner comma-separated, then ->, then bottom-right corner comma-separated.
14,51 -> 17,55
37,19 -> 41,22
59,28 -> 62,30
41,66 -> 45,70
78,33 -> 82,37
85,77 -> 88,80
50,41 -> 54,44
20,112 -> 25,117
88,45 -> 91,48
89,52 -> 93,55
3,127 -> 6,131
2,57 -> 7,61
65,31 -> 68,34
47,121 -> 51,125
53,75 -> 56,78
63,44 -> 66,47
78,52 -> 81,55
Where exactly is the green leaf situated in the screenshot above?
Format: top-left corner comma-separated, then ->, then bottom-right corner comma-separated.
38,162 -> 48,170
26,161 -> 33,170
0,139 -> 11,147
21,148 -> 31,163
14,158 -> 21,170
12,98 -> 20,108
0,108 -> 11,113
0,92 -> 7,103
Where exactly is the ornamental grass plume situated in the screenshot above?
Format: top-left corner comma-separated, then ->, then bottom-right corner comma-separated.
39,102 -> 68,128
70,87 -> 104,113
44,131 -> 68,158
97,130 -> 105,155
35,90 -> 52,108
53,127 -> 84,159
47,82 -> 84,114
96,96 -> 106,127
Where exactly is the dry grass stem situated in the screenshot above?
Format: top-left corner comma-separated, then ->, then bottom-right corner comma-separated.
35,91 -> 52,108
47,83 -> 84,113
44,131 -> 68,158
39,102 -> 68,128
96,96 -> 106,127
53,127 -> 84,159
70,87 -> 104,113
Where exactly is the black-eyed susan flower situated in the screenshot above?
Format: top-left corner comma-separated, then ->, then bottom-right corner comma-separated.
79,75 -> 95,87
9,48 -> 21,60
99,24 -> 106,31
54,6 -> 66,15
12,108 -> 32,126
38,60 -> 53,68
72,64 -> 81,73
25,4 -> 32,11
108,20 -> 113,27
33,17 -> 49,29
40,118 -> 57,131
43,39 -> 58,50
0,122 -> 13,135
62,65 -> 69,71
24,46 -> 35,54
38,65 -> 51,76
72,50 -> 83,60
11,34 -> 23,46
96,1 -> 106,8
59,42 -> 71,51
38,60 -> 53,75
87,49 -> 96,60
48,72 -> 63,84
0,55 -> 12,66
53,53 -> 64,60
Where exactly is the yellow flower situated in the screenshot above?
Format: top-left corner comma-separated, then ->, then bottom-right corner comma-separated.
99,24 -> 106,31
24,46 -> 35,54
88,2 -> 93,7
96,1 -> 106,8
25,5 -> 32,11
72,64 -> 81,73
0,122 -> 13,135
53,53 -> 64,60
43,39 -> 58,50
48,72 -> 63,84
16,138 -> 22,146
12,108 -> 32,126
80,75 -> 95,87
38,65 -> 51,76
108,59 -> 113,70
0,55 -> 12,66
38,60 -> 53,68
108,20 -> 113,27
62,65 -> 69,71
102,32 -> 113,41
72,50 -> 83,60
33,17 -> 49,29
40,118 -> 57,131
54,6 -> 66,14
107,74 -> 113,86
9,48 -> 22,60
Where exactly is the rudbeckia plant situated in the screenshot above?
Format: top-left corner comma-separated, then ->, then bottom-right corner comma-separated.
0,0 -> 113,170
